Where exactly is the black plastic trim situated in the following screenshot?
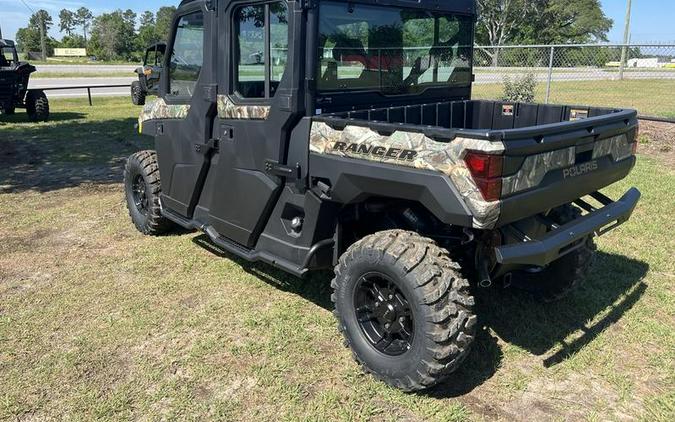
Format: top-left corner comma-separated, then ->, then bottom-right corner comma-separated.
495,187 -> 641,267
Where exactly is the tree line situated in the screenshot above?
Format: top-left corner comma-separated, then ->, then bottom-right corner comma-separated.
15,0 -> 614,63
15,6 -> 176,61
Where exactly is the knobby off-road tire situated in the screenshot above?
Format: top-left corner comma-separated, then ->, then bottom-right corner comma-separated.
124,150 -> 174,235
26,90 -> 49,122
332,230 -> 477,391
512,204 -> 597,302
131,81 -> 146,106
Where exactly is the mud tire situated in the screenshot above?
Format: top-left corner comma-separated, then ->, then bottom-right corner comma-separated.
331,230 -> 477,391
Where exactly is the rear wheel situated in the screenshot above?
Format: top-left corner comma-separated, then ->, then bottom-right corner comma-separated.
124,150 -> 175,235
511,204 -> 597,302
332,230 -> 476,391
26,90 -> 49,122
131,81 -> 146,106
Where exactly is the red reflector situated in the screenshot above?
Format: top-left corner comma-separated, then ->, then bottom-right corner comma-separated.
464,151 -> 504,201
474,177 -> 502,202
631,141 -> 638,155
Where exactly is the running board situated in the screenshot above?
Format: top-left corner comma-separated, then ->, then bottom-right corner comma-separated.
161,208 -> 310,278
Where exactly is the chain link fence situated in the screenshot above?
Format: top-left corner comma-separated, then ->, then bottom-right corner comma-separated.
472,44 -> 675,120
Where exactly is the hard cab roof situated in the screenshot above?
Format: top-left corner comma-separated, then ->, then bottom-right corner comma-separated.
177,0 -> 476,15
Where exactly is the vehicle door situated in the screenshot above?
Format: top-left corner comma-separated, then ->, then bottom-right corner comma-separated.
153,4 -> 217,217
203,0 -> 296,248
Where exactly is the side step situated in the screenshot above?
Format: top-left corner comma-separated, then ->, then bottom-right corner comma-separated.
161,208 -> 310,278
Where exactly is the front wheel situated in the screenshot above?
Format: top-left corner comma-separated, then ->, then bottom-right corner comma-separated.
124,150 -> 175,235
131,80 -> 146,106
26,90 -> 49,122
332,230 -> 477,392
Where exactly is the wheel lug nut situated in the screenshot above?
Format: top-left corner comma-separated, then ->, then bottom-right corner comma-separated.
388,295 -> 393,299
384,323 -> 390,329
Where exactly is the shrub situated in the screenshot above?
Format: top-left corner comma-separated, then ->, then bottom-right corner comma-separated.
501,72 -> 537,103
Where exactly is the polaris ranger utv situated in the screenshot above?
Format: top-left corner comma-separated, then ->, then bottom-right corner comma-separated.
0,39 -> 49,121
131,42 -> 166,106
125,0 -> 641,391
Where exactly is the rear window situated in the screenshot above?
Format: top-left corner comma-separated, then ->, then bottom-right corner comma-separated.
317,1 -> 473,95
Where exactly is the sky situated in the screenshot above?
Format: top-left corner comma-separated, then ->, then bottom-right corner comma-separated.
0,0 -> 673,44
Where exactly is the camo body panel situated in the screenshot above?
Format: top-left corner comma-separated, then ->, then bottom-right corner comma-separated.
217,95 -> 270,120
138,98 -> 190,127
502,147 -> 576,195
310,121 -> 504,229
593,134 -> 632,162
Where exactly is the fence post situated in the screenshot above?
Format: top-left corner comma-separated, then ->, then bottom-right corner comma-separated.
545,46 -> 554,104
87,87 -> 92,106
619,44 -> 628,80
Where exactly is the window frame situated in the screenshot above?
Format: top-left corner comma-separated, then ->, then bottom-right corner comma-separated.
232,0 -> 288,102
165,9 -> 206,102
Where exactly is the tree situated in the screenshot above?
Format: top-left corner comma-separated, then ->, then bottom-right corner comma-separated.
137,11 -> 160,50
59,9 -> 76,36
15,11 -> 56,57
524,0 -> 612,44
476,0 -> 530,47
156,6 -> 177,40
476,0 -> 612,46
75,7 -> 94,45
89,10 -> 137,61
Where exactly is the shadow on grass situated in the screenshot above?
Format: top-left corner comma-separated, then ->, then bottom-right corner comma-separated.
192,234 -> 333,310
0,111 -> 87,124
193,235 -> 648,398
0,116 -> 150,193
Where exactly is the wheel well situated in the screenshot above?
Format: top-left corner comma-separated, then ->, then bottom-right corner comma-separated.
335,197 -> 469,261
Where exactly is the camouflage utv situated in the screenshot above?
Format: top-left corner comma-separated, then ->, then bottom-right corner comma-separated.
124,0 -> 641,392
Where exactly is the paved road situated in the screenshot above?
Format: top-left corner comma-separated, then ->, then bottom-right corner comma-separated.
29,77 -> 136,98
35,64 -> 137,73
27,67 -> 675,98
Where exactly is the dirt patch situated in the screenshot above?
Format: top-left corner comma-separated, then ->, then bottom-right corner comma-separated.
638,120 -> 675,167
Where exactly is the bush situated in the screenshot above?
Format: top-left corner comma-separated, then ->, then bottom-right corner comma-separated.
502,72 -> 537,103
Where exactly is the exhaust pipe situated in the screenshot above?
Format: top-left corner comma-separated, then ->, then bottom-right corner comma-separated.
477,257 -> 492,288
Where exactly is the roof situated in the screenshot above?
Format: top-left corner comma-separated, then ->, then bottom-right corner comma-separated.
0,39 -> 16,48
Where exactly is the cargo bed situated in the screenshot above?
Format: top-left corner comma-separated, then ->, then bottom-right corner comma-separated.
313,99 -> 639,227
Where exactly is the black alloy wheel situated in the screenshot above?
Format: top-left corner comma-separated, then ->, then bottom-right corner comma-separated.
354,272 -> 414,356
131,174 -> 149,215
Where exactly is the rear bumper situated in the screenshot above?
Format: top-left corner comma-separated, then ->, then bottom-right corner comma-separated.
494,187 -> 641,267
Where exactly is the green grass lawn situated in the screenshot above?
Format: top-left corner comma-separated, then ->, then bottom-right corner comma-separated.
0,98 -> 673,420
473,79 -> 675,118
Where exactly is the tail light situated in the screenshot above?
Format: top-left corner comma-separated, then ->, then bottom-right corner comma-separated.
464,151 -> 504,202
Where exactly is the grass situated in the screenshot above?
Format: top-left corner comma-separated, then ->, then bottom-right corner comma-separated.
0,97 -> 674,420
473,79 -> 675,118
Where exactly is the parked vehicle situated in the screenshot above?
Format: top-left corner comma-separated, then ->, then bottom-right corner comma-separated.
125,0 -> 640,391
131,43 -> 166,105
0,39 -> 49,121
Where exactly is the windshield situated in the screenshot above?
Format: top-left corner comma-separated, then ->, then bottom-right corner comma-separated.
317,1 -> 473,95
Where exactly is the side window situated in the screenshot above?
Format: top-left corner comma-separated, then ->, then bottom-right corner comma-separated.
169,12 -> 205,97
235,2 -> 288,99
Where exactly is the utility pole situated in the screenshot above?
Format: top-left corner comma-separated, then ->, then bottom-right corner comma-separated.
618,0 -> 633,80
39,13 -> 47,61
